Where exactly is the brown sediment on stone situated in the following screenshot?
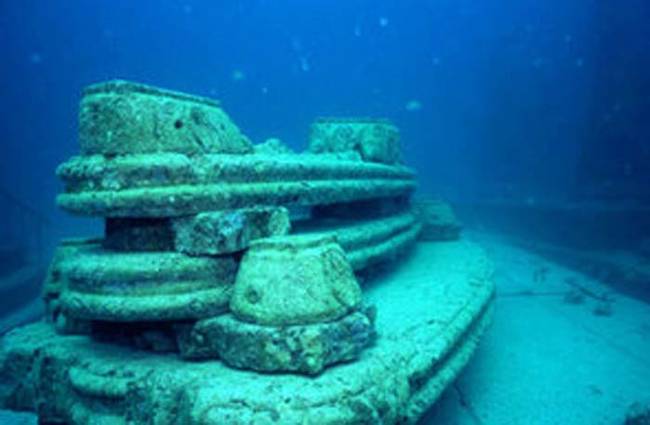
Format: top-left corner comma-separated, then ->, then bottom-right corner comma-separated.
230,235 -> 363,326
178,305 -> 376,375
79,80 -> 252,156
309,117 -> 402,165
0,241 -> 494,425
58,243 -> 237,321
414,199 -> 462,241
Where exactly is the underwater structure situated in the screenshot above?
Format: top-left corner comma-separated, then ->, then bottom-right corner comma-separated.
0,81 -> 494,424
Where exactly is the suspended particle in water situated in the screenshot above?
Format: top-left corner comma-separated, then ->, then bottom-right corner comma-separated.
379,17 -> 389,27
300,57 -> 310,72
231,69 -> 246,82
354,25 -> 362,37
405,100 -> 422,112
29,52 -> 43,65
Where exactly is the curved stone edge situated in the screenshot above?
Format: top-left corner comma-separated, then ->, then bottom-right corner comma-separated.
60,286 -> 231,322
57,153 -> 415,193
57,179 -> 416,217
347,222 -> 422,271
0,242 -> 494,425
83,80 -> 221,107
296,211 -> 416,252
61,244 -> 234,284
179,284 -> 494,424
403,299 -> 493,423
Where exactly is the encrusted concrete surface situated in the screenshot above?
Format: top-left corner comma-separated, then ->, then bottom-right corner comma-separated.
4,233 -> 650,424
0,241 -> 494,424
56,153 -> 416,217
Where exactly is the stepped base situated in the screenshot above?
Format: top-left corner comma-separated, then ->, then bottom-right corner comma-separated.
0,241 -> 494,425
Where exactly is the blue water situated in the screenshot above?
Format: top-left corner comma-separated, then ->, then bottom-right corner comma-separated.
2,0 -> 649,245
1,1 -> 650,423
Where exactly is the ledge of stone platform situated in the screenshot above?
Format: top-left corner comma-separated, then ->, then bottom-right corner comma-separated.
0,241 -> 494,424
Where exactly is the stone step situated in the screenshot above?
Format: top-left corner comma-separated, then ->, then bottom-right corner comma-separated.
58,244 -> 237,321
0,241 -> 494,424
57,154 -> 415,217
294,211 -> 421,271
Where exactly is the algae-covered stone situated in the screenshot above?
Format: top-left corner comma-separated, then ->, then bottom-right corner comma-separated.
414,199 -> 462,241
56,152 -> 416,217
230,235 -> 362,326
179,306 -> 376,375
309,117 -> 402,164
42,238 -> 98,335
79,80 -> 253,155
0,241 -> 495,425
59,244 -> 237,321
253,137 -> 294,155
173,207 -> 291,255
294,211 -> 421,271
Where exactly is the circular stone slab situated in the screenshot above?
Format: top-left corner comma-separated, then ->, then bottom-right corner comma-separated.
0,240 -> 495,425
230,235 -> 362,326
59,243 -> 238,321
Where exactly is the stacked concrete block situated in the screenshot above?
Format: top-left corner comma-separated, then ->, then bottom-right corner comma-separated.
179,235 -> 376,375
3,79 -> 491,423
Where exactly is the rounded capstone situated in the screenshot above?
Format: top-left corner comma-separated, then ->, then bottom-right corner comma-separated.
79,80 -> 253,156
230,234 -> 362,326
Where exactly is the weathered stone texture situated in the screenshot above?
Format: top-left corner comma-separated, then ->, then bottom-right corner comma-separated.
309,118 -> 402,165
79,80 -> 253,156
173,207 -> 290,255
230,235 -> 362,326
0,242 -> 494,425
59,244 -> 237,321
179,306 -> 376,375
